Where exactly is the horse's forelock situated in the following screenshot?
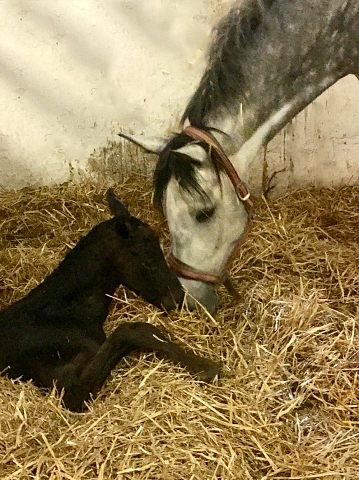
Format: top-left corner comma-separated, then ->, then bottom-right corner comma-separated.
153,133 -> 222,212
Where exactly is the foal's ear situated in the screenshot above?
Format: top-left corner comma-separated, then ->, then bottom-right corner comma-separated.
106,189 -> 131,220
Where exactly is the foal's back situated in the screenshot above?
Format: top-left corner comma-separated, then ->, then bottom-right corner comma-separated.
0,191 -> 184,383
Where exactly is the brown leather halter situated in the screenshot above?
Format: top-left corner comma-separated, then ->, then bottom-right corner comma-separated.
166,125 -> 255,299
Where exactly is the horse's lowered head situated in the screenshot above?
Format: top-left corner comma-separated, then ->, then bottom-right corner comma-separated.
119,130 -> 253,315
119,0 -> 359,314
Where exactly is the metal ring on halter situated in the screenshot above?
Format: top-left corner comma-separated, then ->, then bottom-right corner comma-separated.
239,191 -> 251,202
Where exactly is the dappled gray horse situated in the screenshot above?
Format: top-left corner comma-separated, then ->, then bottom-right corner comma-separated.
120,0 -> 359,314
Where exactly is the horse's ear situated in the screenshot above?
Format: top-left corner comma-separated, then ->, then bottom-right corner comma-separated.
118,132 -> 171,154
106,189 -> 131,220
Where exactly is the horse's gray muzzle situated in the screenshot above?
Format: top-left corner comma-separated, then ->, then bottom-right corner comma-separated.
179,278 -> 219,315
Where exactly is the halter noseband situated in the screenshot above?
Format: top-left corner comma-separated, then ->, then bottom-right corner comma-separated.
166,125 -> 255,300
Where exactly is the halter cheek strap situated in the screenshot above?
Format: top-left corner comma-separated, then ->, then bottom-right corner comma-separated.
184,125 -> 254,212
166,125 -> 255,299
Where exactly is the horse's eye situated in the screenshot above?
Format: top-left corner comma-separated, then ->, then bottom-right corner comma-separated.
195,207 -> 216,223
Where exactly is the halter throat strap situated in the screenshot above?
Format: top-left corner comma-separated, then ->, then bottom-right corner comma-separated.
166,125 -> 255,298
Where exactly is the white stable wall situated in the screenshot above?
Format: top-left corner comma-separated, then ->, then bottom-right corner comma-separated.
0,1 -> 359,192
265,75 -> 359,193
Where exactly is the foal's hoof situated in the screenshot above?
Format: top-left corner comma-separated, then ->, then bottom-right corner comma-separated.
190,357 -> 220,382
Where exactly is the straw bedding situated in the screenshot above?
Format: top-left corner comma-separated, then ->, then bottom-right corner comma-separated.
1,177 -> 359,479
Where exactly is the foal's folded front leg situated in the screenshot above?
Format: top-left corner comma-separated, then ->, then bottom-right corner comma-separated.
118,322 -> 220,382
62,322 -> 219,412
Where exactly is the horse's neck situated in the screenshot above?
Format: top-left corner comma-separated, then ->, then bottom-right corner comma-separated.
215,76 -> 338,183
207,80 -> 340,195
194,0 -> 359,183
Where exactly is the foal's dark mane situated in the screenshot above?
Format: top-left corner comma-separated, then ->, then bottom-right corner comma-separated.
182,0 -> 276,127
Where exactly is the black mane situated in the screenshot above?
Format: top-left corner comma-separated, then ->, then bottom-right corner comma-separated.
181,0 -> 276,127
153,133 -> 222,211
153,0 -> 277,209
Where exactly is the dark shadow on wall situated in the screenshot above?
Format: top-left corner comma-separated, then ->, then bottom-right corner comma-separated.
0,133 -> 37,191
86,134 -> 156,185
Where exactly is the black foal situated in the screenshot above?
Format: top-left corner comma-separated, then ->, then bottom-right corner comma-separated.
0,190 -> 219,412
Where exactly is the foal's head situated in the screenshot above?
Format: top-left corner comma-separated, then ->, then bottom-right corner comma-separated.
106,190 -> 184,310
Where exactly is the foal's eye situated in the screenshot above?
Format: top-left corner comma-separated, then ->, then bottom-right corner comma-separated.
195,207 -> 216,223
